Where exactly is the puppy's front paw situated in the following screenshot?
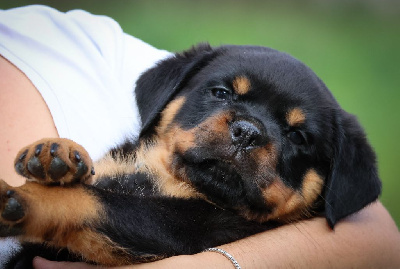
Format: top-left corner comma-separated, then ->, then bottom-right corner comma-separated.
14,138 -> 95,185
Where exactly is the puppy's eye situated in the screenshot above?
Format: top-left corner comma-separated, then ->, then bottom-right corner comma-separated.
211,88 -> 231,100
288,131 -> 305,145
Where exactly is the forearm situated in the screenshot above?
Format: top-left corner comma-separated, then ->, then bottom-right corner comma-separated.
212,201 -> 399,268
33,201 -> 400,269
119,201 -> 400,268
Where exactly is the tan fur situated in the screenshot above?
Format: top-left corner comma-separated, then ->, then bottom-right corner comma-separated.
201,112 -> 232,135
232,76 -> 251,95
94,153 -> 136,180
133,96 -> 203,199
136,142 -> 202,199
157,96 -> 186,133
301,169 -> 324,206
286,108 -> 306,126
261,178 -> 297,221
0,182 -> 131,265
17,183 -> 100,238
91,96 -> 202,200
261,169 -> 323,222
46,228 -> 132,266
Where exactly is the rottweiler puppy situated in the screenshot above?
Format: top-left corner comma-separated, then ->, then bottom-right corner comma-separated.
1,44 -> 381,267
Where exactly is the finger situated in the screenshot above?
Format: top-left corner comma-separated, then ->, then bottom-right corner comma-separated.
33,256 -> 99,269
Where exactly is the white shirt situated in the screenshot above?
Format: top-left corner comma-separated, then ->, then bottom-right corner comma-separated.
0,4 -> 171,161
0,5 -> 171,264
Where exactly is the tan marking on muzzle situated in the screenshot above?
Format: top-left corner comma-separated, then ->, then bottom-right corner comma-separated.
262,169 -> 323,222
301,169 -> 324,206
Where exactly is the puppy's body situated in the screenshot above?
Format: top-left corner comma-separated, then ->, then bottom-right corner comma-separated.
1,44 -> 381,267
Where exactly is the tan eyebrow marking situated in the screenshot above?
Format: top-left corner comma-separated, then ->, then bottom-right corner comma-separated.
232,76 -> 251,95
286,108 -> 306,126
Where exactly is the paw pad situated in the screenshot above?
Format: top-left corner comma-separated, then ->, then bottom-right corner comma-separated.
2,197 -> 25,221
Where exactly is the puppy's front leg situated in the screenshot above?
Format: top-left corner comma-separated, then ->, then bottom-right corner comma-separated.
0,137 -> 134,266
0,180 -> 133,266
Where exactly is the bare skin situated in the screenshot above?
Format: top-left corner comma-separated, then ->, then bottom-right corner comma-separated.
1,55 -> 400,269
0,56 -> 59,187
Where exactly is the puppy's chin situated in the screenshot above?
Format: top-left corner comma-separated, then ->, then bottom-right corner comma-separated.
173,148 -> 242,185
170,150 -> 268,210
175,147 -> 247,180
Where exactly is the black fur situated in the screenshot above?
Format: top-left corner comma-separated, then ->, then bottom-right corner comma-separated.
325,110 -> 381,227
136,43 -> 217,136
93,187 -> 271,259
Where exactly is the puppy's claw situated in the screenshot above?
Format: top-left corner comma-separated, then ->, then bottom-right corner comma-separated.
34,144 -> 43,156
75,161 -> 88,179
50,143 -> 59,156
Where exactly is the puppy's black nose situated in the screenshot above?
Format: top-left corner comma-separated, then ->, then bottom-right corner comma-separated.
230,120 -> 265,149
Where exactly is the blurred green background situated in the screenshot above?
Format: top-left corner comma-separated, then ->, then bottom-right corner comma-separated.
1,0 -> 399,226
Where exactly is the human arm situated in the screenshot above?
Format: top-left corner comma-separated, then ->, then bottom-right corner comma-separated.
32,201 -> 400,269
0,55 -> 59,187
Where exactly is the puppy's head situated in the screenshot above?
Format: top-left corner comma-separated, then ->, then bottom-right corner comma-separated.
136,44 -> 381,227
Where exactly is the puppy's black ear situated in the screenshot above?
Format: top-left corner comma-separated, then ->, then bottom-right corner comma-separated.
135,43 -> 217,136
325,110 -> 381,228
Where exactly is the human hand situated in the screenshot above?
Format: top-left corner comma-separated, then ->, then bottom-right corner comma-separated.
33,257 -> 98,269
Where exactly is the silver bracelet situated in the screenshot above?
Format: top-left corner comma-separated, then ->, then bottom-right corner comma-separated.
203,247 -> 241,269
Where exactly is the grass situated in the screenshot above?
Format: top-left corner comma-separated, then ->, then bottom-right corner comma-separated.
1,0 -> 399,226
